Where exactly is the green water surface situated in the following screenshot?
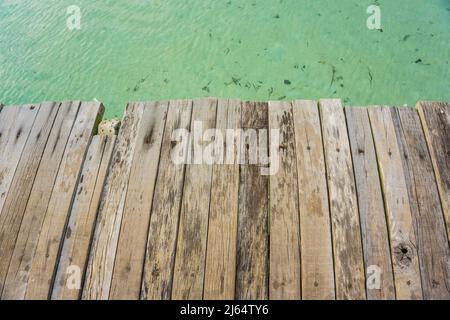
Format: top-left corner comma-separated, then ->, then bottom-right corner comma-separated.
0,0 -> 449,118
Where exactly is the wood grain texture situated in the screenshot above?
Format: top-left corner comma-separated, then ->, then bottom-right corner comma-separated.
0,101 -> 60,296
368,106 -> 423,300
52,135 -> 116,300
141,100 -> 193,300
203,99 -> 241,300
2,101 -> 81,300
0,104 -> 39,214
268,101 -> 301,300
319,99 -> 366,300
417,102 -> 450,244
26,101 -> 104,299
345,106 -> 395,300
171,98 -> 217,300
109,102 -> 168,300
2,99 -> 449,301
393,107 -> 450,300
292,100 -> 335,300
83,102 -> 145,300
235,101 -> 269,300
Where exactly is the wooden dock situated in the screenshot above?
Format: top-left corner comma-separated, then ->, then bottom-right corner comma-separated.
0,99 -> 449,300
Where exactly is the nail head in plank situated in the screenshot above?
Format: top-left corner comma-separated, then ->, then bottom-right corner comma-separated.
346,106 -> 395,300
292,100 -> 335,300
368,106 -> 423,300
110,101 -> 168,299
141,100 -> 193,300
171,98 -> 217,300
393,107 -> 450,300
52,135 -> 116,300
319,99 -> 366,300
235,101 -> 269,300
204,99 -> 241,300
268,101 -> 301,300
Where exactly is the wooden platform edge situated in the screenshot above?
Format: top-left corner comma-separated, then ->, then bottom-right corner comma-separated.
1,99 -> 450,301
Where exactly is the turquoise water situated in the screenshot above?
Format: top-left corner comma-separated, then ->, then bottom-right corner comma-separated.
0,1 -> 449,118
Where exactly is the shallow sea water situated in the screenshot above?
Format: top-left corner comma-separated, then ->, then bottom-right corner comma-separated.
0,0 -> 449,118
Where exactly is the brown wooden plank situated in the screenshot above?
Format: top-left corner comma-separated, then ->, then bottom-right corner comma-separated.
292,100 -> 335,300
319,99 -> 366,300
203,99 -> 241,300
0,105 -> 40,214
141,100 -> 193,300
346,106 -> 396,300
235,101 -> 269,300
368,106 -> 423,300
0,101 -> 60,296
109,101 -> 168,300
25,101 -> 104,299
171,98 -> 217,300
268,101 -> 301,300
82,102 -> 146,300
51,135 -> 116,300
1,101 -> 81,300
393,107 -> 450,300
417,101 -> 450,244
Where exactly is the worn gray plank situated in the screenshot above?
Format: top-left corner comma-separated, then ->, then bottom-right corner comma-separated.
417,102 -> 450,245
268,101 -> 301,300
2,101 -> 81,300
346,106 -> 395,300
393,107 -> 450,300
26,101 -> 104,299
109,101 -> 167,300
0,105 -> 40,215
83,102 -> 146,300
368,106 -> 423,300
141,100 -> 193,300
203,99 -> 241,300
171,98 -> 217,300
235,101 -> 269,300
292,100 -> 335,300
319,99 -> 366,300
0,101 -> 61,296
52,135 -> 116,300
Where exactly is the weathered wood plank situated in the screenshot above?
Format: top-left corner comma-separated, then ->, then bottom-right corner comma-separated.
268,101 -> 301,300
51,135 -> 116,300
368,106 -> 423,300
292,100 -> 335,300
25,101 -> 104,299
235,101 -> 269,300
417,101 -> 450,244
203,99 -> 241,300
2,101 -> 81,300
141,100 -> 193,300
171,98 -> 217,300
346,107 -> 396,300
393,107 -> 450,300
0,101 -> 60,296
109,101 -> 168,300
319,99 -> 366,300
0,105 -> 40,214
82,102 -> 145,300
